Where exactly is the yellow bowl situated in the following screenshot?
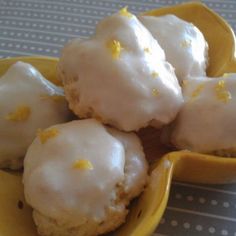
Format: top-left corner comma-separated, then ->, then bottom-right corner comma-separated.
1,2 -> 236,236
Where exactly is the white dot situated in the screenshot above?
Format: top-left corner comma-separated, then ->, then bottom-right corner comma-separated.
199,197 -> 206,204
222,229 -> 228,235
175,193 -> 182,199
45,48 -> 51,52
223,202 -> 230,208
187,195 -> 194,201
171,220 -> 178,227
196,225 -> 203,231
0,43 -> 6,46
209,227 -> 216,234
183,222 -> 190,229
211,200 -> 218,205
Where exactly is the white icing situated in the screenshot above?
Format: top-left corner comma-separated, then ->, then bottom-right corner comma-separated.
23,119 -> 147,226
0,61 -> 70,169
107,128 -> 148,198
59,12 -> 183,131
170,74 -> 236,154
139,14 -> 208,82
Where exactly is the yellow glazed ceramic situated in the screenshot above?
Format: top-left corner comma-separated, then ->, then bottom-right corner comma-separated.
1,2 -> 236,236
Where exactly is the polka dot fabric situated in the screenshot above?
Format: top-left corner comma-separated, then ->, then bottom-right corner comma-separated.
1,0 -> 236,235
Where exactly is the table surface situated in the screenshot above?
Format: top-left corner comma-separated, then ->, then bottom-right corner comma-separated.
1,0 -> 236,235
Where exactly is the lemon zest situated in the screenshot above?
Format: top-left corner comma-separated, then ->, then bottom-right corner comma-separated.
106,39 -> 123,59
73,159 -> 94,170
5,105 -> 31,122
37,128 -> 59,144
119,6 -> 133,18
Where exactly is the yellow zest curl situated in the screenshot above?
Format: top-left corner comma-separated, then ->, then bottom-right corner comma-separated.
5,105 -> 31,122
73,159 -> 94,170
152,88 -> 159,97
119,6 -> 133,18
106,39 -> 123,59
151,71 -> 159,79
191,84 -> 205,98
37,128 -> 59,144
215,80 -> 231,103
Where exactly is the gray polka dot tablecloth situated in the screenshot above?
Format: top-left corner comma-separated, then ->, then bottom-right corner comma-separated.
1,0 -> 236,235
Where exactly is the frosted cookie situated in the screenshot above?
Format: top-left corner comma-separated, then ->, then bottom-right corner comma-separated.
170,73 -> 236,156
0,61 -> 71,169
58,9 -> 183,131
23,119 -> 148,236
139,14 -> 208,82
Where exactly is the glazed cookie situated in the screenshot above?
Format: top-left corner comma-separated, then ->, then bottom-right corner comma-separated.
170,73 -> 236,156
23,119 -> 148,236
139,14 -> 208,82
58,9 -> 183,131
0,61 -> 71,169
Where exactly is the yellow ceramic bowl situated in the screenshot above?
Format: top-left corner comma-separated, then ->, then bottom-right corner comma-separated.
1,2 -> 236,236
